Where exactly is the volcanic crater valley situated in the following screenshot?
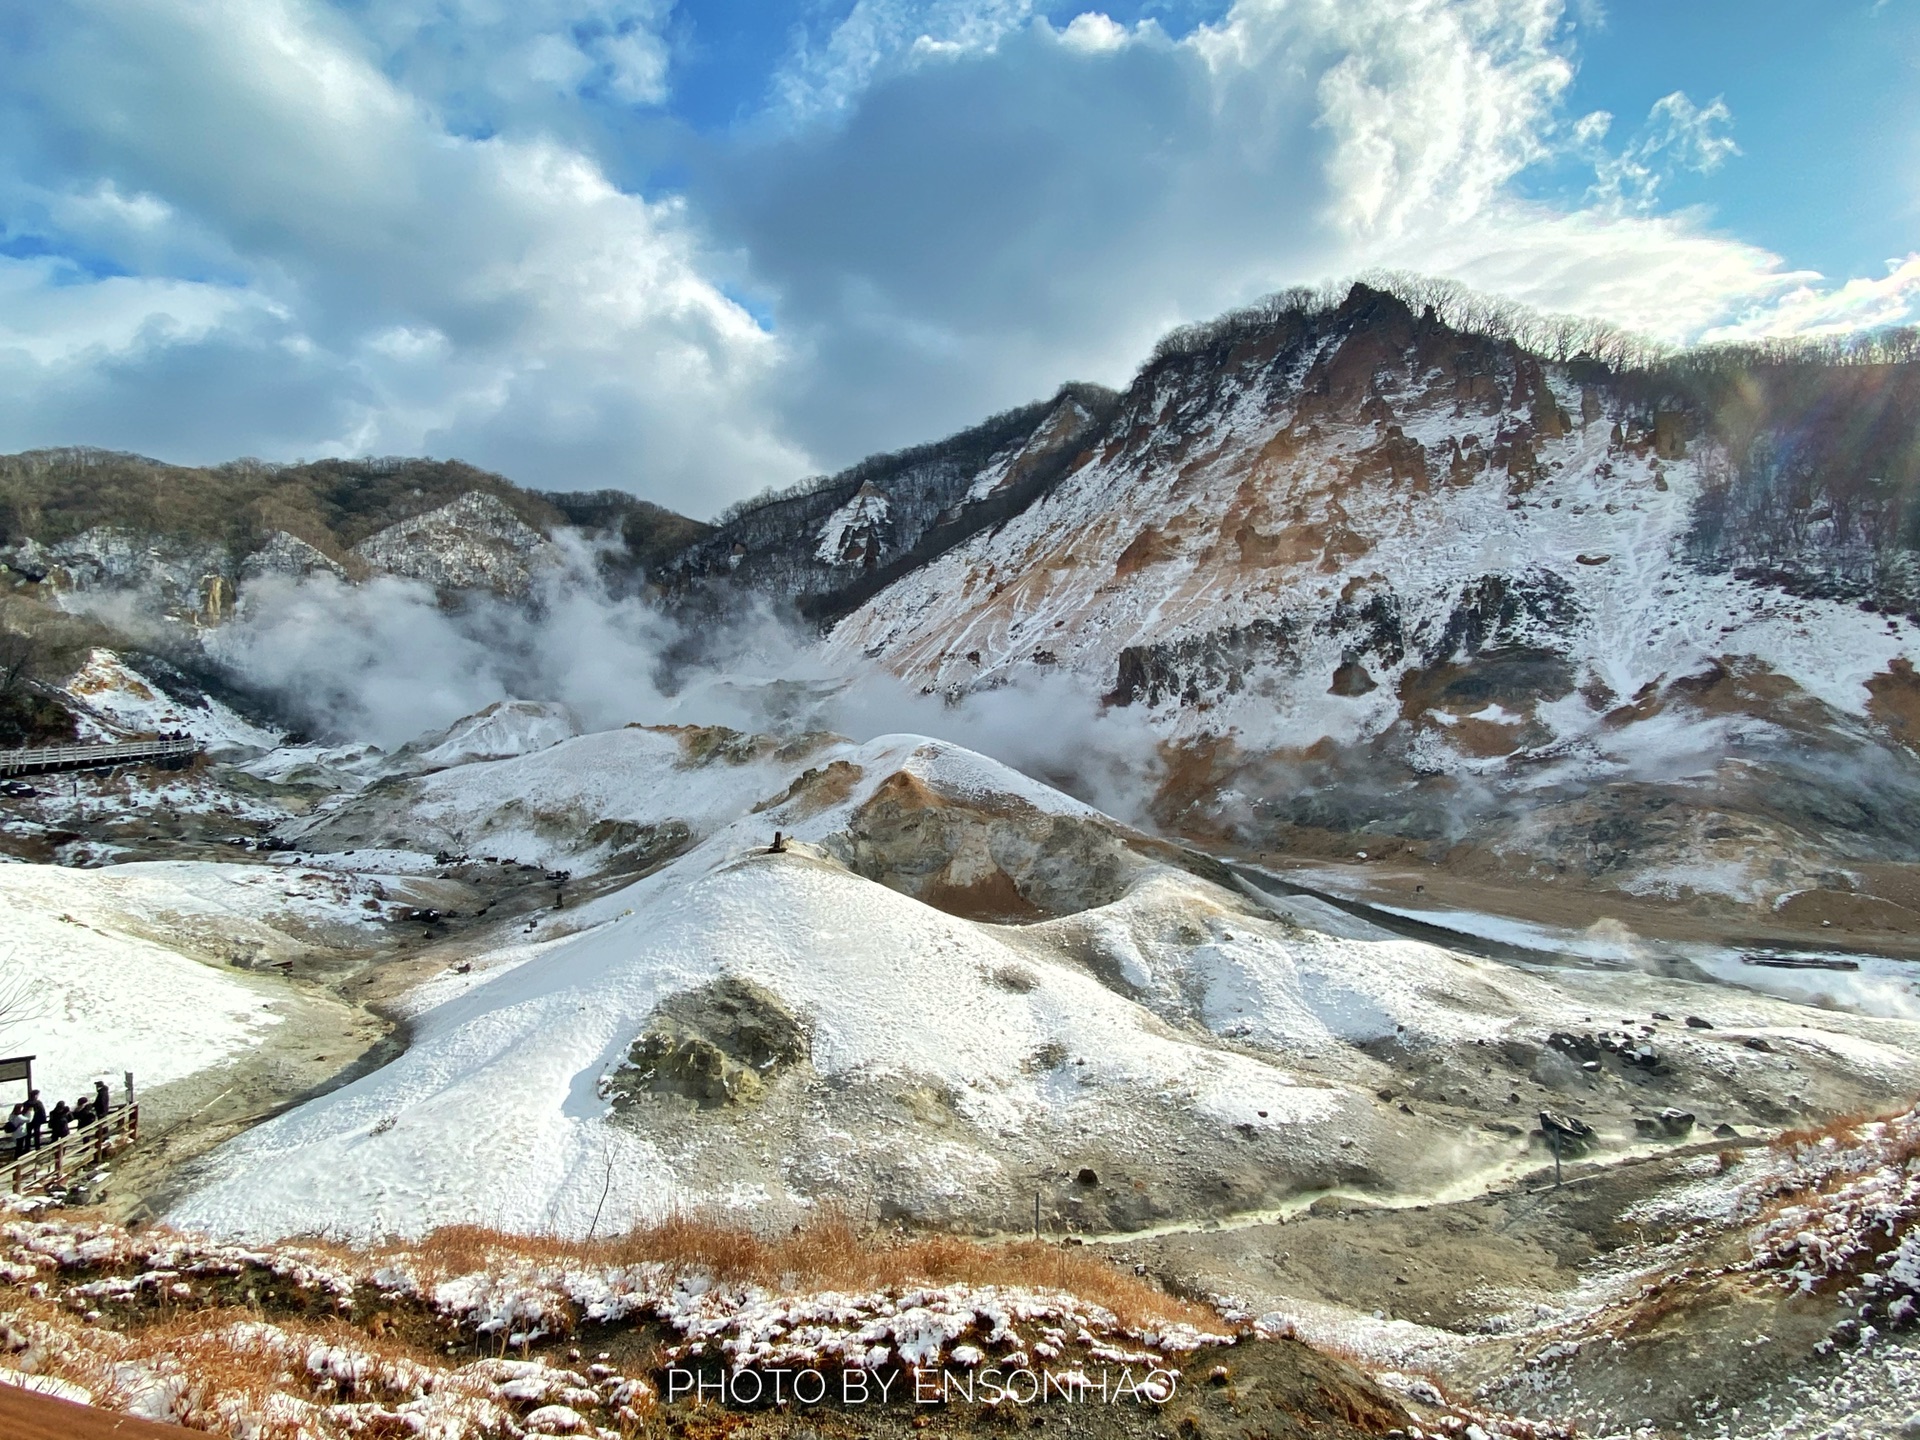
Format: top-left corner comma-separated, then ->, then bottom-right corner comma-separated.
4,284 -> 1920,1437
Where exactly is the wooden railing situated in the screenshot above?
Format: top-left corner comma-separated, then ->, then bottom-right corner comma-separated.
5,1105 -> 139,1195
0,736 -> 198,778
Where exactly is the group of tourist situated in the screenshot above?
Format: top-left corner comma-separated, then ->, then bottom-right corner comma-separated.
3,1080 -> 113,1157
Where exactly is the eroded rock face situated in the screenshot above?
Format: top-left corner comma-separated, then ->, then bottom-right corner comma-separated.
604,976 -> 809,1110
800,286 -> 1920,907
0,537 -> 52,582
664,386 -> 1117,619
19,527 -> 235,620
828,770 -> 1142,921
351,491 -> 557,595
1108,617 -> 1303,708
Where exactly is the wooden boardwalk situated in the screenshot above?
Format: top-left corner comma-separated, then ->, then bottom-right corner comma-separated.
0,1381 -> 182,1439
0,736 -> 199,778
5,1106 -> 139,1195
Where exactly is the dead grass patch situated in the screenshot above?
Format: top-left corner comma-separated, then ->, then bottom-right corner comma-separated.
1766,1113 -> 1920,1175
396,1211 -> 1214,1330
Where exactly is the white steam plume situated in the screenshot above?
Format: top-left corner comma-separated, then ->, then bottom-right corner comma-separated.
209,533 -> 1166,820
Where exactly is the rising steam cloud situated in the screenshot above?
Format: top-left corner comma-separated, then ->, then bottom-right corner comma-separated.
207,533 -> 1166,820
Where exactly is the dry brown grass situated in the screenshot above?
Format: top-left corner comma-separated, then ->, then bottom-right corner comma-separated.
1746,1100 -> 1920,1242
1770,1109 -> 1884,1155
11,1293 -> 475,1438
9,1214 -> 1217,1439
6,1297 -> 276,1433
396,1210 -> 1216,1331
1768,1100 -> 1920,1184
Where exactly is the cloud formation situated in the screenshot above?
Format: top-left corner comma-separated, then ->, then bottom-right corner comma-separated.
1580,91 -> 1740,213
0,0 -> 1913,515
0,0 -> 803,509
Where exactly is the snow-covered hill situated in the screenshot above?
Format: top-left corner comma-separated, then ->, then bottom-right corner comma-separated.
59,649 -> 282,754
169,728 -> 1920,1242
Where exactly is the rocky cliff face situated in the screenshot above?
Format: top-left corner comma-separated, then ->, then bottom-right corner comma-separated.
1,524 -> 358,624
807,285 -> 1920,909
1,490 -> 558,619
0,451 -> 573,618
663,384 -> 1117,621
2,528 -> 237,621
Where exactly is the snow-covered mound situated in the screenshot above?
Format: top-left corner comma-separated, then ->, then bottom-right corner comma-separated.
0,856 -> 478,1102
171,734 -> 1920,1243
237,740 -> 389,790
281,722 -> 834,871
380,700 -> 582,777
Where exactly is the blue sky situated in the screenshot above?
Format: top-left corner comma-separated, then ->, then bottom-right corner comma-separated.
1540,1 -> 1920,285
0,0 -> 1915,515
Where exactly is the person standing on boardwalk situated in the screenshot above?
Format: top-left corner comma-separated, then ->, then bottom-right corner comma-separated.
47,1100 -> 71,1142
25,1090 -> 45,1149
94,1079 -> 111,1120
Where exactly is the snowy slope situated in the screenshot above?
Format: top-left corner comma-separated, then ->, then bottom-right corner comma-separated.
826,299 -> 1916,751
0,854 -> 478,1103
170,733 -> 1920,1242
282,723 -> 833,869
61,649 -> 281,753
0,865 -> 288,1101
380,700 -> 583,777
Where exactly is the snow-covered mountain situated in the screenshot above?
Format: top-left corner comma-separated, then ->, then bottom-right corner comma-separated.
0,452 -> 699,624
733,284 -> 1920,912
6,284 -> 1919,1440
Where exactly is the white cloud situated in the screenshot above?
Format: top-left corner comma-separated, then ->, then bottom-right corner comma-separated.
1366,202 -> 1816,345
599,27 -> 672,104
1585,90 -> 1740,211
346,0 -> 676,120
1703,253 -> 1920,341
0,0 -> 805,510
0,0 -> 1910,517
54,181 -> 174,234
768,0 -> 1041,122
706,0 -> 1866,463
1059,13 -> 1133,53
0,258 -> 270,366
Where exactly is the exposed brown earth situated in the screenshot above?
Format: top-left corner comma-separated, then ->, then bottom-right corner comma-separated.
0,1383 -> 183,1440
1255,852 -> 1920,961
